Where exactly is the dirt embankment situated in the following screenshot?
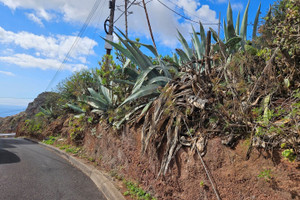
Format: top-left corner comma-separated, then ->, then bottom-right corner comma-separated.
15,111 -> 300,199
20,116 -> 297,200
82,123 -> 300,200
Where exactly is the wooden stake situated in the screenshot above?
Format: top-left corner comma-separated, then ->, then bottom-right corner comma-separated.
142,0 -> 157,53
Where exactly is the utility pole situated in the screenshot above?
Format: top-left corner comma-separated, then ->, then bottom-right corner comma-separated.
125,0 -> 128,37
142,0 -> 157,52
218,12 -> 221,38
105,0 -> 116,55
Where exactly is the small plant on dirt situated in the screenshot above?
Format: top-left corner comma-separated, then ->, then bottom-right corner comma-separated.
282,149 -> 296,162
258,169 -> 272,181
58,144 -> 70,150
65,146 -> 82,155
123,180 -> 156,200
110,170 -> 123,181
200,180 -> 205,187
42,136 -> 58,145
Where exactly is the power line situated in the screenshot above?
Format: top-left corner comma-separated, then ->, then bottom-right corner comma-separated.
157,0 -> 218,25
83,0 -> 107,67
45,0 -> 103,91
113,0 -> 138,24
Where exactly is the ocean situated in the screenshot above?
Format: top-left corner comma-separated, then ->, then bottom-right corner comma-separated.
0,105 -> 27,118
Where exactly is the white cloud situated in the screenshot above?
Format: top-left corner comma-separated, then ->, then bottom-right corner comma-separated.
0,70 -> 15,76
0,27 -> 97,60
26,13 -> 44,26
232,3 -> 243,11
0,98 -> 33,106
0,26 -> 97,71
0,54 -> 87,72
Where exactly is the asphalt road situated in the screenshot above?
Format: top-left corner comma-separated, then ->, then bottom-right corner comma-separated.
0,138 -> 106,200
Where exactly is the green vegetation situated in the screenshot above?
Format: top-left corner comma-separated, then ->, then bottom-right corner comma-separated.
18,0 -> 299,197
282,149 -> 297,162
258,169 -> 273,181
42,136 -> 58,145
123,180 -> 156,200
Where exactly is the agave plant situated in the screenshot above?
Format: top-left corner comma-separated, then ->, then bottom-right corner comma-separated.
174,22 -> 206,70
39,106 -> 56,118
209,0 -> 261,62
214,0 -> 261,53
104,29 -> 176,103
80,75 -> 115,115
102,29 -> 176,127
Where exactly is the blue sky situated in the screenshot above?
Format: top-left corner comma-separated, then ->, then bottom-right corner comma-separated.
0,0 -> 275,112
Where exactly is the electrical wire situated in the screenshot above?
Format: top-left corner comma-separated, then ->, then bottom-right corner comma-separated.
45,0 -> 103,91
157,0 -> 219,25
113,0 -> 138,24
83,0 -> 107,67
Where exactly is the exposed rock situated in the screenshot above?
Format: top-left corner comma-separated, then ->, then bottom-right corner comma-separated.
0,112 -> 26,133
25,92 -> 59,118
0,92 -> 60,133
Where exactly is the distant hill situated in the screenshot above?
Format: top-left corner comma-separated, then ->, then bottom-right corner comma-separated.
0,105 -> 27,118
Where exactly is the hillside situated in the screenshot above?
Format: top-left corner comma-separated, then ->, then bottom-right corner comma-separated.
11,0 -> 300,199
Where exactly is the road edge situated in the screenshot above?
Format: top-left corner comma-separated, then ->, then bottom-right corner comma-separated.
23,138 -> 126,200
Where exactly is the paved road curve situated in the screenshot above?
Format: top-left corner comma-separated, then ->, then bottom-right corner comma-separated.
0,138 -> 106,200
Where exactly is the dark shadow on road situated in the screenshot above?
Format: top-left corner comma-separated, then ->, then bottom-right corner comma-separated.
0,149 -> 20,164
0,138 -> 36,149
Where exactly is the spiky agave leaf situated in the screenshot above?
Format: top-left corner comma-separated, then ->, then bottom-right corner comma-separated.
199,22 -> 206,54
227,1 -> 236,39
120,84 -> 160,106
235,11 -> 240,35
177,30 -> 193,60
223,19 -> 228,42
131,65 -> 170,94
67,104 -> 85,113
173,53 -> 179,65
96,76 -> 112,105
175,48 -> 190,63
192,26 -> 203,60
252,2 -> 261,40
225,37 -> 242,50
240,0 -> 250,41
210,28 -> 228,60
102,32 -> 151,71
39,106 -> 53,116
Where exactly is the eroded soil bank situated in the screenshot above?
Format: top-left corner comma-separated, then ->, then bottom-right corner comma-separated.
17,115 -> 299,200
82,122 -> 299,200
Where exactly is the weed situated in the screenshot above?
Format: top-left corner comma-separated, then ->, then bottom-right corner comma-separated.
282,149 -> 296,162
200,181 -> 205,187
258,169 -> 272,181
59,144 -> 70,150
42,136 -> 58,145
123,180 -> 156,200
65,147 -> 82,154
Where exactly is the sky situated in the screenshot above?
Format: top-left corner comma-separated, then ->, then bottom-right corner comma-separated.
0,0 -> 276,115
